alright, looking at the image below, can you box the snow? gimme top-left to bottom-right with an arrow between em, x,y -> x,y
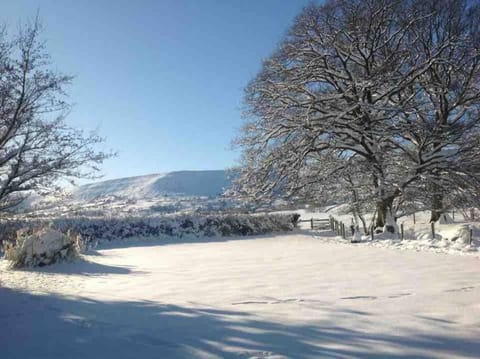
4,228 -> 79,268
17,170 -> 234,218
72,170 -> 232,201
1,232 -> 479,358
279,207 -> 480,255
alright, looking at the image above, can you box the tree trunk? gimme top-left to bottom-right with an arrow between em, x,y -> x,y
373,173 -> 400,233
375,199 -> 387,228
429,113 -> 447,222
429,182 -> 443,223
375,192 -> 400,233
359,214 -> 367,235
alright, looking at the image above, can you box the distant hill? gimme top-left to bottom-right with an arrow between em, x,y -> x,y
71,170 -> 232,201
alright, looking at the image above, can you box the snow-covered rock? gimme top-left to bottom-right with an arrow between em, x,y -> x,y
5,228 -> 79,268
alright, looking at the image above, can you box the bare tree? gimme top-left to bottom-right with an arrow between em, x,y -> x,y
0,20 -> 112,210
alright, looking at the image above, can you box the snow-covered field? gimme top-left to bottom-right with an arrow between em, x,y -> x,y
1,231 -> 479,358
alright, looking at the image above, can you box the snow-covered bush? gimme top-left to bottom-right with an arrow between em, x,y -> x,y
0,213 -> 298,250
4,228 -> 80,268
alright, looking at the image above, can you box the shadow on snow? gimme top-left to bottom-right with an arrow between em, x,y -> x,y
0,286 -> 478,359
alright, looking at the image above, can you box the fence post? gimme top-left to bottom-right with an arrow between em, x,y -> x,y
401,223 -> 404,240
330,217 -> 334,231
311,218 -> 314,230
452,209 -> 455,221
342,223 -> 346,239
370,225 -> 374,241
413,212 -> 416,224
431,222 -> 435,239
470,227 -> 473,245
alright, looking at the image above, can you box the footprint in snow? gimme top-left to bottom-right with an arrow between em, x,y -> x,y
232,300 -> 270,305
388,293 -> 412,299
270,298 -> 298,304
232,298 -> 301,305
444,286 -> 475,293
340,296 -> 378,300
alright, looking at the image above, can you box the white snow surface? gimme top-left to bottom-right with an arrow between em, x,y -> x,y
1,232 -> 479,358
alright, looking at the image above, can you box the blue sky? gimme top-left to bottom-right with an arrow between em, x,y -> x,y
1,0 -> 312,181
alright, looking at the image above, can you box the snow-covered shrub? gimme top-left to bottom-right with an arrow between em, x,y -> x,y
4,228 -> 80,268
0,213 -> 298,250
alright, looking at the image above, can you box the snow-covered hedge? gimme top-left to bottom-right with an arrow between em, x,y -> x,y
0,213 -> 299,250
4,228 -> 80,268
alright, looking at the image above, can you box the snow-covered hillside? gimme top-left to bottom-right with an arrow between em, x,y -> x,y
18,170 -> 235,217
72,170 -> 232,201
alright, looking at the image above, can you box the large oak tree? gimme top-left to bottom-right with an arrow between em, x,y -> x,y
232,0 -> 480,231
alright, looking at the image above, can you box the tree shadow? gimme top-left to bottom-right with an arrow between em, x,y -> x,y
1,286 -> 478,359
15,259 -> 140,276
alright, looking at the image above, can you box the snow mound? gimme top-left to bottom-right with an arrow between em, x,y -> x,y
5,228 -> 79,268
412,224 -> 471,243
436,224 -> 471,243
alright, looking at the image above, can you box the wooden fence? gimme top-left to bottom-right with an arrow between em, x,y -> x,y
297,218 -> 331,230
298,217 -> 353,240
299,212 -> 474,244
329,217 -> 352,240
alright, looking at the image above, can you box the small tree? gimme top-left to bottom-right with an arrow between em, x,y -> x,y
0,20 -> 112,210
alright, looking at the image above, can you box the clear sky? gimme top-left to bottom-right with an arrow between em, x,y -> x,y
1,0 -> 312,181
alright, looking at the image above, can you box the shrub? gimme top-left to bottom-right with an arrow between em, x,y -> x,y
0,212 -> 299,250
5,228 -> 80,268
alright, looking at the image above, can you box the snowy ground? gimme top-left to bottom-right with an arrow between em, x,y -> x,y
291,208 -> 480,256
1,231 -> 479,358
